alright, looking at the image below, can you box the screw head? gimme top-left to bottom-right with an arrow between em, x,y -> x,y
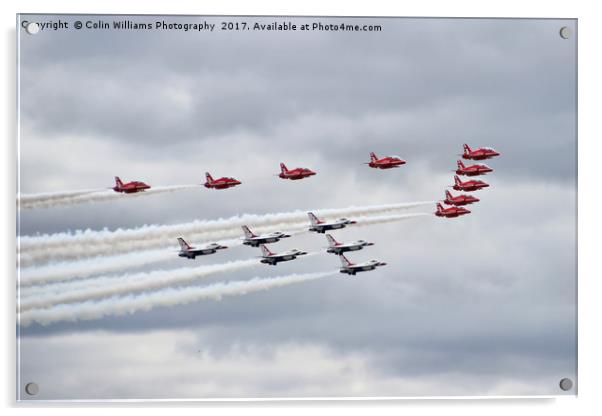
25,382 -> 39,395
559,378 -> 573,391
25,22 -> 40,35
559,26 -> 571,39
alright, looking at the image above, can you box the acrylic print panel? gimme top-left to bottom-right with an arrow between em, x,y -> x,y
16,15 -> 577,400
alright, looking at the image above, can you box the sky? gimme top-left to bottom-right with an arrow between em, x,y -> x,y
17,15 -> 577,400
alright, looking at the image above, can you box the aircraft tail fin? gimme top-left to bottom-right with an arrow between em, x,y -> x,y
242,225 -> 256,238
205,172 -> 213,183
259,244 -> 273,257
436,203 -> 444,212
370,152 -> 378,162
114,176 -> 123,189
445,190 -> 453,200
454,175 -> 461,185
280,163 -> 288,174
457,160 -> 465,169
177,237 -> 191,251
339,254 -> 353,267
463,143 -> 472,154
307,212 -> 320,225
325,234 -> 339,247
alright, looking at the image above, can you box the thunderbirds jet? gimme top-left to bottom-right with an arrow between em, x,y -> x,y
461,143 -> 500,160
259,244 -> 307,265
455,160 -> 493,176
435,203 -> 471,218
325,234 -> 374,255
452,175 -> 489,192
338,254 -> 386,275
203,172 -> 241,190
278,163 -> 316,180
241,225 -> 290,247
112,176 -> 151,193
308,212 -> 356,233
177,237 -> 228,259
366,152 -> 406,169
443,190 -> 479,206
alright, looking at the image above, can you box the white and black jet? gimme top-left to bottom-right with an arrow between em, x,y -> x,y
177,237 -> 228,259
325,234 -> 374,255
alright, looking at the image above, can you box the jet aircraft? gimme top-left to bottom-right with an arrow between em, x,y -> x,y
177,237 -> 228,259
112,176 -> 151,193
455,160 -> 493,176
204,172 -> 242,190
241,225 -> 291,247
308,212 -> 356,233
435,203 -> 471,218
338,254 -> 386,275
461,143 -> 500,160
452,175 -> 489,192
366,152 -> 406,169
443,190 -> 480,206
258,244 -> 307,265
325,234 -> 374,255
278,163 -> 316,180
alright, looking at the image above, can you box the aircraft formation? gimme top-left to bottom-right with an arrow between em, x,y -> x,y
110,152 -> 407,194
117,146 -> 500,277
436,143 -> 501,218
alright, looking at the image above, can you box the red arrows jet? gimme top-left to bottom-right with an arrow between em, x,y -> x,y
435,203 -> 471,218
204,172 -> 241,190
366,152 -> 406,169
455,160 -> 493,176
278,163 -> 316,180
461,143 -> 500,160
112,176 -> 151,193
443,190 -> 479,206
452,175 -> 489,192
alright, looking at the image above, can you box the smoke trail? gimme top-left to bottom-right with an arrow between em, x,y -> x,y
19,184 -> 198,210
19,238 -> 242,287
19,270 -> 336,326
353,212 -> 432,227
20,252 -> 321,305
19,257 -> 266,311
19,201 -> 432,265
18,188 -> 105,205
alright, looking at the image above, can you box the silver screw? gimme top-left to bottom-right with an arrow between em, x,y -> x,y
559,378 -> 573,391
25,382 -> 39,395
25,22 -> 40,35
559,26 -> 571,39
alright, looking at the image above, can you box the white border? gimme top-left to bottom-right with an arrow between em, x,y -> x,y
3,0 -> 600,414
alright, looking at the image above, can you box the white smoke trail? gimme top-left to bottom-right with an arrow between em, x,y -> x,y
353,212 -> 432,227
18,184 -> 198,210
19,270 -> 336,326
18,201 -> 432,265
18,238 -> 242,287
18,188 -> 105,206
20,252 -> 321,305
19,258 -> 265,311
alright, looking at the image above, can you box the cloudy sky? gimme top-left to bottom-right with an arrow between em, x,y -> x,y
17,15 -> 576,400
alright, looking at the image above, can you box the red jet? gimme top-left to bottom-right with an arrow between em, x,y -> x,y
203,172 -> 241,190
278,163 -> 316,180
455,160 -> 493,176
435,203 -> 471,218
366,152 -> 406,169
461,143 -> 500,160
112,176 -> 151,194
443,190 -> 479,206
452,175 -> 489,192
